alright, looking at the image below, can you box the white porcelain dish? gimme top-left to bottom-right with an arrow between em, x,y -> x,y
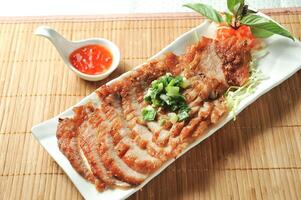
34,26 -> 121,81
32,19 -> 301,200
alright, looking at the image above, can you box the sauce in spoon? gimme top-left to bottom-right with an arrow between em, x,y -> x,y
69,44 -> 113,75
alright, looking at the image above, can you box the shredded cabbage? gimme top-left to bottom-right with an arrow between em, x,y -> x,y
225,48 -> 268,120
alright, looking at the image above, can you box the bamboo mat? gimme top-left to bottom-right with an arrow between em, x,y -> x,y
0,8 -> 301,200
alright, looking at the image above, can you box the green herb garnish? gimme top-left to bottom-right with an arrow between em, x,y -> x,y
178,105 -> 190,121
142,105 -> 157,121
142,73 -> 190,122
184,3 -> 223,23
168,112 -> 179,124
240,14 -> 294,40
184,0 -> 294,40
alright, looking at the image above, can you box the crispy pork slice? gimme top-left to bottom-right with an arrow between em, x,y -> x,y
179,102 -> 213,140
99,132 -> 148,185
134,81 -> 216,158
150,38 -> 231,148
95,95 -> 148,184
106,83 -> 171,162
124,75 -> 224,158
168,97 -> 227,156
127,79 -> 218,160
182,37 -> 251,86
73,102 -> 148,185
151,75 -> 225,149
78,108 -> 130,188
195,42 -> 227,84
215,36 -> 252,86
56,105 -> 105,190
181,97 -> 226,141
134,84 -> 172,147
151,79 -> 227,156
154,37 -> 247,151
99,93 -> 162,174
120,83 -> 176,161
210,97 -> 228,124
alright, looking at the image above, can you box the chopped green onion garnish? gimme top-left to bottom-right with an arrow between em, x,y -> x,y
180,78 -> 190,89
142,73 -> 191,122
142,105 -> 157,121
178,106 -> 190,121
168,112 -> 178,124
166,85 -> 180,96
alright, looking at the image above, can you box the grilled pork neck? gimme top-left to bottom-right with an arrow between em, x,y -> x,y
57,37 -> 251,190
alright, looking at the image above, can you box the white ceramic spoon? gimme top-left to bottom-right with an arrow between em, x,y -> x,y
34,26 -> 121,81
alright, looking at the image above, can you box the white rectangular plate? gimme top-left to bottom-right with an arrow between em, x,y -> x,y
32,19 -> 301,200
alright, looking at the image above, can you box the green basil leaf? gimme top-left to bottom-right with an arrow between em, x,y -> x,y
233,2 -> 243,16
142,106 -> 157,121
224,12 -> 233,26
241,14 -> 294,40
227,0 -> 244,13
250,27 -> 274,38
183,3 -> 223,23
240,14 -> 269,24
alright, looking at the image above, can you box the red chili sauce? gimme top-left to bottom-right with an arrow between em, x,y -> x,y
69,45 -> 113,75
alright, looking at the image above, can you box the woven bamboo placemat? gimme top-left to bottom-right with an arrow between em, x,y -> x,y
0,8 -> 300,200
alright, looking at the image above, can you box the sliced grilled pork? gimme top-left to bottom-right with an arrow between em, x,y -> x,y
182,37 -> 251,86
152,75 -> 225,149
215,36 -> 252,86
99,93 -> 162,174
78,108 -> 130,188
114,82 -> 174,161
56,105 -> 105,190
99,132 -> 148,185
169,97 -> 227,157
97,94 -> 148,184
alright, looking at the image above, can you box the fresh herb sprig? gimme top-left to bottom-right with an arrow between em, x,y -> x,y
184,0 -> 294,40
142,73 -> 190,122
